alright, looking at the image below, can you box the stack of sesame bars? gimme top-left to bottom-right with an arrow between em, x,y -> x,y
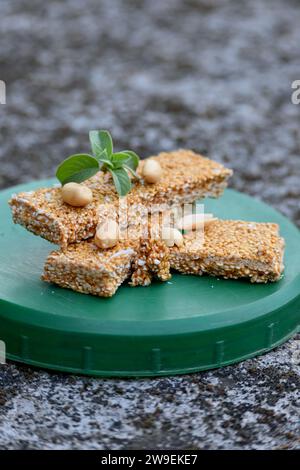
9,150 -> 285,297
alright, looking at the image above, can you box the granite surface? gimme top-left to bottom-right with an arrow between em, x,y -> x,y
0,0 -> 299,450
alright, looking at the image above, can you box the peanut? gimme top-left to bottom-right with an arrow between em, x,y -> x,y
142,159 -> 163,184
61,182 -> 93,207
177,213 -> 217,231
161,226 -> 184,247
94,220 -> 119,249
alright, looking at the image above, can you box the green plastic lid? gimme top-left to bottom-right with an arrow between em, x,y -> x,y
0,180 -> 299,377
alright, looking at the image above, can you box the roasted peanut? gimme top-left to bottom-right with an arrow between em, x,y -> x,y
161,226 -> 184,247
142,159 -> 163,184
94,220 -> 119,249
177,213 -> 217,231
61,182 -> 93,207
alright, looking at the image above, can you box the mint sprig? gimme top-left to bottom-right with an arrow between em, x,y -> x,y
56,130 -> 140,196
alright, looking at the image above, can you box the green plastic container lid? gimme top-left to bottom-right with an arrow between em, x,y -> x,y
0,180 -> 299,377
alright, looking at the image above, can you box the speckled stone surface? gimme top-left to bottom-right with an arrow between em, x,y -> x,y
0,0 -> 299,450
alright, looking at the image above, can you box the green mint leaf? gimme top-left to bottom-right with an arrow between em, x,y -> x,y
56,131 -> 139,195
123,164 -> 139,179
97,156 -> 114,170
111,152 -> 134,168
121,150 -> 139,170
89,130 -> 113,158
56,154 -> 99,185
89,133 -> 105,158
108,168 -> 132,196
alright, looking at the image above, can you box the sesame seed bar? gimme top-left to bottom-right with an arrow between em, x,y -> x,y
42,220 -> 284,297
170,220 -> 285,283
42,237 -> 171,297
9,150 -> 232,247
42,241 -> 134,297
129,237 -> 171,287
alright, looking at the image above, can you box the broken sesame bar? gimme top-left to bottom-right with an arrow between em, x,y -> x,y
9,150 -> 232,247
42,237 -> 171,297
42,219 -> 284,297
42,241 -> 135,297
129,237 -> 171,287
169,220 -> 285,283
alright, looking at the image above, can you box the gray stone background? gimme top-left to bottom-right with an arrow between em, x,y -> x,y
0,0 -> 299,450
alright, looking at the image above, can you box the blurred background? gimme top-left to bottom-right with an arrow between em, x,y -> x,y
0,0 -> 300,451
0,0 -> 299,227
